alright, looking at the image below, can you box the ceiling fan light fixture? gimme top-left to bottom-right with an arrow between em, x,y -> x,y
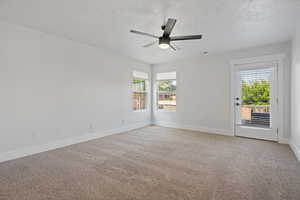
159,43 -> 170,49
159,37 -> 170,49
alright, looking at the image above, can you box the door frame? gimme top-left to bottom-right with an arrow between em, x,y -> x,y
230,54 -> 286,143
234,63 -> 278,141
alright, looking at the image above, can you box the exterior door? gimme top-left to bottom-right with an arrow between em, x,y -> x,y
234,62 -> 278,141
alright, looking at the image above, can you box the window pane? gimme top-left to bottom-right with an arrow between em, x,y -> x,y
240,68 -> 273,128
158,93 -> 176,110
156,72 -> 176,111
133,79 -> 146,92
133,92 -> 147,110
158,80 -> 176,92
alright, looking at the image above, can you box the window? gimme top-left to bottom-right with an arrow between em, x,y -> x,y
156,72 -> 176,111
132,71 -> 149,111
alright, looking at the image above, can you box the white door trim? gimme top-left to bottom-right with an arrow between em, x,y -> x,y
230,54 -> 285,143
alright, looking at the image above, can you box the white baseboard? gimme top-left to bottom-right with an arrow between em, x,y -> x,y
278,138 -> 290,144
289,139 -> 300,161
154,121 -> 234,136
0,122 -> 150,163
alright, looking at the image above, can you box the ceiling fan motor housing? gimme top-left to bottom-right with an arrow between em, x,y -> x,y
159,36 -> 170,45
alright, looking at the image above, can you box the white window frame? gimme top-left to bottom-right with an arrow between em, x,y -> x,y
132,71 -> 149,112
156,72 -> 177,112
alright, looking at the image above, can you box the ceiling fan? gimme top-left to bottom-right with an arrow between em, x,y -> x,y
130,18 -> 202,51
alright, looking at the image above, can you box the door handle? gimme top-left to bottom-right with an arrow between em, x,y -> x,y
236,103 -> 240,106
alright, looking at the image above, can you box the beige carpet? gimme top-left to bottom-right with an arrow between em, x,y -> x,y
0,126 -> 299,200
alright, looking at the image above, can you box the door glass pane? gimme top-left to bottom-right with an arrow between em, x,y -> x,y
239,68 -> 273,129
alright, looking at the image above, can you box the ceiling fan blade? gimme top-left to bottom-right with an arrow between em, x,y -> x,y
169,44 -> 177,51
130,30 -> 159,39
171,43 -> 180,50
142,41 -> 157,48
171,35 -> 202,41
163,18 -> 177,36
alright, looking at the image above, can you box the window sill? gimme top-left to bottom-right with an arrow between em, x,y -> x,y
133,109 -> 148,113
156,109 -> 176,113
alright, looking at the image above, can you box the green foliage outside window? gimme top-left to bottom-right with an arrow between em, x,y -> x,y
158,80 -> 176,91
133,79 -> 146,92
241,80 -> 270,105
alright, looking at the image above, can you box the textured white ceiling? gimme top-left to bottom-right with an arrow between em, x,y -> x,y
0,0 -> 299,64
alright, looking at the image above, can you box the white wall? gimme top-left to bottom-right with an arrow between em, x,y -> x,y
0,21 -> 151,161
0,20 -> 294,162
153,42 -> 291,141
291,24 -> 300,160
